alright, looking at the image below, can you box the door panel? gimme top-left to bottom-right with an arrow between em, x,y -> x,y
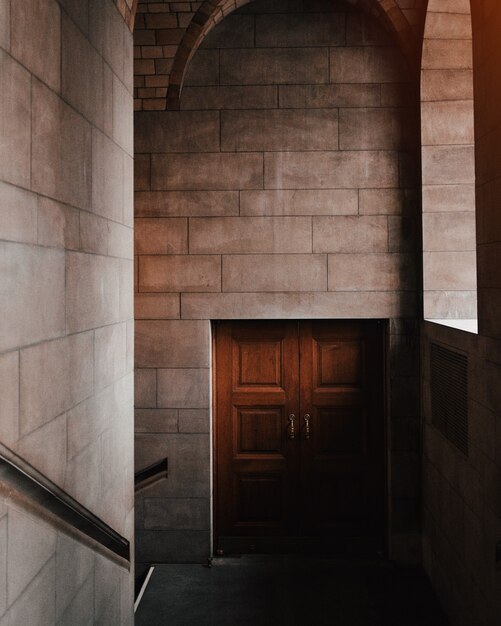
315,407 -> 366,455
237,475 -> 283,523
299,321 -> 385,539
215,320 -> 385,552
237,408 -> 283,454
215,321 -> 299,537
315,340 -> 363,386
235,340 -> 282,387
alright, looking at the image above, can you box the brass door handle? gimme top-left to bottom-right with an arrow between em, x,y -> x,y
287,414 -> 295,440
304,414 -> 311,440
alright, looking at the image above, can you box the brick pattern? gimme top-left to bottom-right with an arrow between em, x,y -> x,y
134,0 -> 425,111
134,0 -> 202,109
0,0 -> 134,623
134,1 -> 422,565
421,0 -> 477,322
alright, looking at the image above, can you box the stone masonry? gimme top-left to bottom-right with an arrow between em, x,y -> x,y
134,0 -> 422,569
0,0 -> 135,622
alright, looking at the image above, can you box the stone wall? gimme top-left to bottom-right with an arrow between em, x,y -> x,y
133,0 -> 427,111
134,0 -> 422,568
475,0 -> 501,340
421,0 -> 477,323
421,1 -> 501,625
0,494 -> 131,624
421,322 -> 501,626
0,0 -> 134,622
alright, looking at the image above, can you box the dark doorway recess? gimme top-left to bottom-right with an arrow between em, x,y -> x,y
214,320 -> 387,556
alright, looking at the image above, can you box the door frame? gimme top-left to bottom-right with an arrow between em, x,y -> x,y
211,319 -> 389,556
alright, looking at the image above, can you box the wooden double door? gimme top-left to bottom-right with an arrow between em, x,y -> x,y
214,320 -> 386,554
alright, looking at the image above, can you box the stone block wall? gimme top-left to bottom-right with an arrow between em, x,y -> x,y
420,1 -> 501,625
0,494 -> 131,624
0,0 -> 134,622
422,322 -> 501,626
133,0 -> 428,111
421,0 -> 477,323
134,0 -> 422,568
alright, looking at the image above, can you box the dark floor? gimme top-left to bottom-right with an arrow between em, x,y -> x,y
135,556 -> 450,625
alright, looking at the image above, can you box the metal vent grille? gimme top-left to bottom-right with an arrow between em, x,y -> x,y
430,343 -> 468,455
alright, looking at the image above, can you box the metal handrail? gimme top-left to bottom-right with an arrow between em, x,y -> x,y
0,449 -> 130,565
134,458 -> 168,493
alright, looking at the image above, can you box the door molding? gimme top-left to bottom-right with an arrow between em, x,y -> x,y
212,319 -> 388,556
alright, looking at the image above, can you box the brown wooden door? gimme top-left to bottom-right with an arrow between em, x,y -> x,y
215,321 -> 300,540
214,320 -> 385,554
299,321 -> 385,541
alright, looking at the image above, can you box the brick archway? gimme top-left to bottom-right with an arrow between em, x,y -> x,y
164,0 -> 418,109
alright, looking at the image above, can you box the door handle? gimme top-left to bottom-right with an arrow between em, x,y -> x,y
287,414 -> 296,440
303,414 -> 311,440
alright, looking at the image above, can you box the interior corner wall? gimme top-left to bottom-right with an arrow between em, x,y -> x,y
474,0 -> 501,340
420,2 -> 501,625
421,320 -> 501,626
134,0 -> 422,567
0,0 -> 134,623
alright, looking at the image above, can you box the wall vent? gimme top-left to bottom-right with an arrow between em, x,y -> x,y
430,343 -> 468,455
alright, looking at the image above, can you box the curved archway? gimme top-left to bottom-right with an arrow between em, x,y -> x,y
166,0 -> 418,109
421,0 -> 477,331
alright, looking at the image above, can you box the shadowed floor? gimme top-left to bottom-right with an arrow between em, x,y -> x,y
135,556 -> 450,625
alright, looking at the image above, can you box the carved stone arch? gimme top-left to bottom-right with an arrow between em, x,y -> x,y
166,0 -> 418,109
